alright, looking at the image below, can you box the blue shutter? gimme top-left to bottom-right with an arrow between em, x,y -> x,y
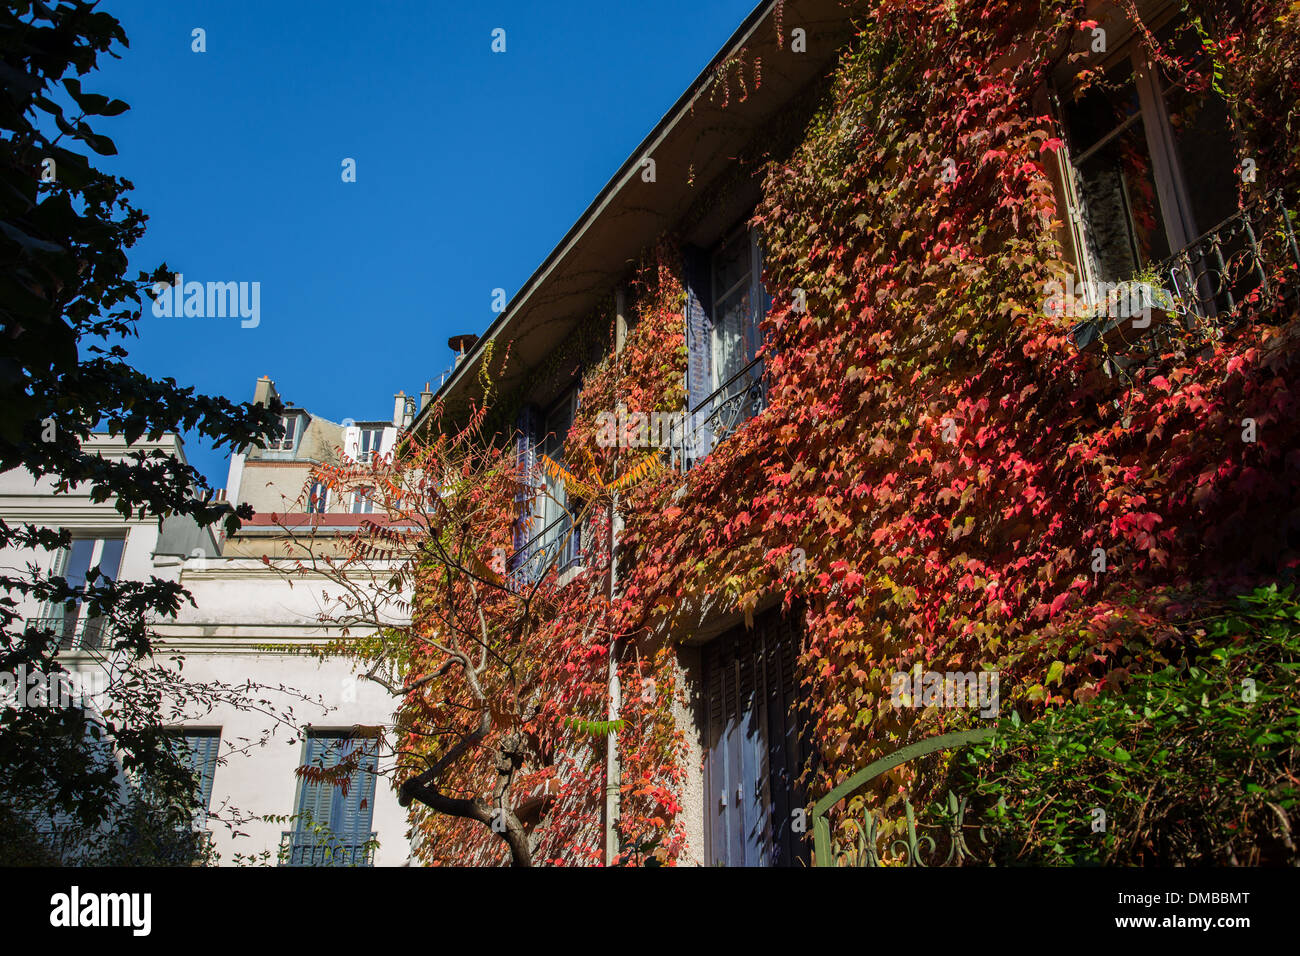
684,246 -> 713,461
704,610 -> 810,866
296,735 -> 333,832
182,731 -> 220,824
332,737 -> 378,848
512,404 -> 540,578
295,733 -> 378,865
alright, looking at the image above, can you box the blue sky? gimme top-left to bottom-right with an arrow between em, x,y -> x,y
93,0 -> 760,487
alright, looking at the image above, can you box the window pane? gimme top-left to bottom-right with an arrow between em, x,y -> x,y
712,232 -> 751,301
712,287 -> 752,388
1161,77 -> 1238,240
1075,118 -> 1171,281
62,538 -> 96,588
96,537 -> 125,581
1065,58 -> 1141,156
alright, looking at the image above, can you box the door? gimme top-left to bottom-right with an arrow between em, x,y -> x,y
703,607 -> 809,866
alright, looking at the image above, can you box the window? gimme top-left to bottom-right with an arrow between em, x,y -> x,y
167,729 -> 220,828
283,732 -> 378,867
357,427 -> 384,460
47,533 -> 127,651
538,389 -> 579,573
710,225 -> 769,392
1057,17 -> 1240,296
680,222 -> 772,468
307,481 -> 330,514
275,414 -> 302,452
350,487 -> 375,514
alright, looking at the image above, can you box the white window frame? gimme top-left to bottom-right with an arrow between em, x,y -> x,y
48,532 -> 128,651
1053,11 -> 1224,306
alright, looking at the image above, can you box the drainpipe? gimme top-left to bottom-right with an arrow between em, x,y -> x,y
604,285 -> 628,864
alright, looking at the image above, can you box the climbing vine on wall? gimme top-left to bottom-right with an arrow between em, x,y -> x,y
615,0 -> 1300,820
401,0 -> 1300,863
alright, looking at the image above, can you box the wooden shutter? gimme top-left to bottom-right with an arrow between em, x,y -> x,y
332,736 -> 378,845
183,731 -> 220,823
703,607 -> 809,866
684,246 -> 713,459
296,734 -> 334,830
512,404 -> 540,576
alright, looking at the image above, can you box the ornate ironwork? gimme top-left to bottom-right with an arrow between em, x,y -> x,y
1158,190 -> 1300,326
1072,191 -> 1300,352
508,511 -> 581,587
810,728 -> 997,867
667,356 -> 767,473
279,830 -> 376,867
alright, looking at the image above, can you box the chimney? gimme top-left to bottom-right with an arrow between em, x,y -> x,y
253,375 -> 279,407
393,390 -> 412,428
420,381 -> 433,411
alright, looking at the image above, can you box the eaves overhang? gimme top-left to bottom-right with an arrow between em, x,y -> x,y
412,0 -> 861,437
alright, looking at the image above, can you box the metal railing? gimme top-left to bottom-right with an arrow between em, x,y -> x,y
33,825 -> 212,865
666,356 -> 767,473
509,511 -> 580,586
504,358 -> 767,578
26,612 -> 111,652
279,830 -> 376,867
1158,190 -> 1300,325
1073,191 -> 1300,353
811,729 -> 996,867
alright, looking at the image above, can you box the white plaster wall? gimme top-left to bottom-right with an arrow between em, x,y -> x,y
132,648 -> 409,867
2,435 -> 415,867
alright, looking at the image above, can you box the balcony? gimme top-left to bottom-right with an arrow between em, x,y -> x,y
1161,190 -> 1300,325
666,356 -> 767,472
27,611 -> 111,652
279,830 -> 376,867
33,825 -> 212,865
508,511 -> 580,586
1072,191 -> 1300,352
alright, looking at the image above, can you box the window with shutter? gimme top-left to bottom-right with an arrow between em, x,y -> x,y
287,731 -> 378,866
683,245 -> 714,461
510,403 -> 540,581
171,729 -> 220,827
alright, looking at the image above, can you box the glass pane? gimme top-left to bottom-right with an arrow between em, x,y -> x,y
1065,57 -> 1140,155
62,538 -> 95,588
1162,74 -> 1238,239
96,537 -> 125,581
712,232 -> 750,301
1075,118 -> 1171,281
712,287 -> 752,389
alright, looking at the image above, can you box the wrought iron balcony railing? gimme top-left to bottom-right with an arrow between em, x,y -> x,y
1159,190 -> 1300,326
33,825 -> 212,865
1071,191 -> 1300,352
26,612 -> 111,652
509,511 -> 580,586
666,356 -> 767,473
279,830 -> 376,867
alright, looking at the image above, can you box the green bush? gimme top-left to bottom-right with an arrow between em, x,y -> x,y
946,585 -> 1300,865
